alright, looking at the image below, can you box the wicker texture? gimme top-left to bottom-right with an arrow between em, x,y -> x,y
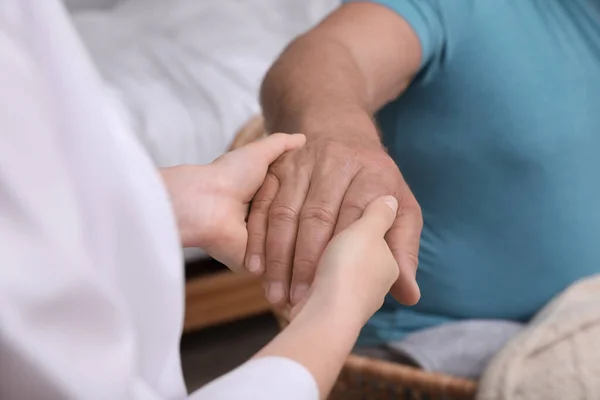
232,116 -> 478,400
330,355 -> 476,400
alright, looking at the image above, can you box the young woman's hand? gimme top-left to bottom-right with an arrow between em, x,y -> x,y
291,196 -> 400,327
160,134 -> 305,270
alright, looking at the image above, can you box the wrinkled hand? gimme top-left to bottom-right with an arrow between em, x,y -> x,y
245,135 -> 422,307
161,133 -> 305,270
290,196 -> 401,325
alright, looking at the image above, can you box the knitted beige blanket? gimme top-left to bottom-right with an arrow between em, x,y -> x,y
477,274 -> 600,400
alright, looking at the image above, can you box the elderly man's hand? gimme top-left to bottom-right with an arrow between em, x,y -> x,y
244,133 -> 422,308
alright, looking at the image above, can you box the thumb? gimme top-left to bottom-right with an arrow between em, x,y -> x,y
232,133 -> 306,167
356,196 -> 399,236
387,201 -> 422,306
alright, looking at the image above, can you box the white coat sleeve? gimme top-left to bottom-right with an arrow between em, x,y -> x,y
190,357 -> 319,400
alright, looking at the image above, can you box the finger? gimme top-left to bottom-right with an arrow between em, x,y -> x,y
290,161 -> 356,305
245,173 -> 279,276
334,173 -> 388,236
387,200 -> 423,306
354,196 -> 398,235
232,133 -> 306,169
265,170 -> 310,306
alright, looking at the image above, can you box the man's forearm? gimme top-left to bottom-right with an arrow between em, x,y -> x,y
261,2 -> 421,143
261,33 -> 380,143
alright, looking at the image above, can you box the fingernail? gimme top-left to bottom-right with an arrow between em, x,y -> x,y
266,282 -> 285,304
291,283 -> 309,305
382,196 -> 398,214
247,255 -> 262,274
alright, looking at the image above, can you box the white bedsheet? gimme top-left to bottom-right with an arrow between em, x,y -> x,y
69,0 -> 338,167
67,0 -> 339,260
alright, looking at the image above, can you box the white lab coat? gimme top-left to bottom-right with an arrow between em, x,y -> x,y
0,2 -> 317,399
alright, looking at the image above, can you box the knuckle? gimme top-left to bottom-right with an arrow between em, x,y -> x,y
265,259 -> 291,280
266,258 -> 289,271
299,204 -> 337,227
269,203 -> 300,224
251,196 -> 273,213
292,258 -> 317,281
342,201 -> 366,217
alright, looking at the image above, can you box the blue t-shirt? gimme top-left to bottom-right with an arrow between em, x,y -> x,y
349,0 -> 600,345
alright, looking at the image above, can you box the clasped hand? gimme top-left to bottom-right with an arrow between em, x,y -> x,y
161,133 -> 402,325
244,134 -> 422,308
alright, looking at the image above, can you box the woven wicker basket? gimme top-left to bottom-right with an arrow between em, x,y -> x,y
329,354 -> 476,399
232,116 -> 478,400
